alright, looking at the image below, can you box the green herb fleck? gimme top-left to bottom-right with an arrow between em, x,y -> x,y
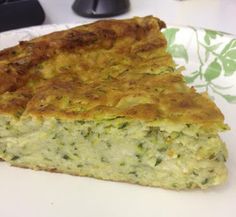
187,182 -> 194,189
104,124 -> 112,129
138,143 -> 144,150
15,111 -> 22,118
101,157 -> 109,163
172,183 -> 177,188
158,147 -> 167,152
56,119 -> 62,124
223,155 -> 227,162
63,154 -> 70,160
106,142 -> 112,148
222,126 -> 228,130
11,156 -> 19,161
135,154 -> 142,162
120,162 -> 125,166
76,120 -> 85,125
6,125 -> 11,130
118,122 -> 129,129
52,134 -> 57,139
77,164 -> 83,168
209,154 -> 215,160
129,171 -> 138,177
155,157 -> 162,166
82,127 -> 92,138
201,178 -> 209,185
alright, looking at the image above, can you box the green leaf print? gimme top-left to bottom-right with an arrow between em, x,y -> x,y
221,58 -> 236,76
220,39 -> 236,55
204,34 -> 211,45
224,49 -> 236,59
221,94 -> 236,103
184,74 -> 198,83
163,28 -> 179,46
208,43 -> 222,51
204,60 -> 221,81
165,26 -> 236,104
205,50 -> 210,62
168,44 -> 189,62
205,30 -> 218,39
204,30 -> 222,45
219,41 -> 236,75
202,43 -> 221,62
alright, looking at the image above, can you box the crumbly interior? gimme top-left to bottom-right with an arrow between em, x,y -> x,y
0,116 -> 227,190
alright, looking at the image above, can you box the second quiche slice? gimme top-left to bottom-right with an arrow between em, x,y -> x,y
0,16 -> 228,190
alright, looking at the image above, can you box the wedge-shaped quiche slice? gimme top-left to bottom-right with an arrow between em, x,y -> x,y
0,16 -> 228,190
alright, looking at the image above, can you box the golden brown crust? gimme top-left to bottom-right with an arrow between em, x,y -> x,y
24,72 -> 224,126
0,16 -> 169,94
0,16 -> 224,128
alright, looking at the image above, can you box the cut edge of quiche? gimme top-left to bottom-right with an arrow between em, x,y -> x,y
0,16 -> 229,190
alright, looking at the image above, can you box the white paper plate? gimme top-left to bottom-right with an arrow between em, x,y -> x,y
0,24 -> 236,217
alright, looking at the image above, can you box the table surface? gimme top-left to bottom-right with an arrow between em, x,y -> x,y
1,1 -> 236,217
39,0 -> 236,35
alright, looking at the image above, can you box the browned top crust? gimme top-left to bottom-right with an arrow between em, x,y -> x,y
0,16 -> 225,128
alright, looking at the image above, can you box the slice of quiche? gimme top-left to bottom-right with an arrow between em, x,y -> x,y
0,16 -> 228,190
